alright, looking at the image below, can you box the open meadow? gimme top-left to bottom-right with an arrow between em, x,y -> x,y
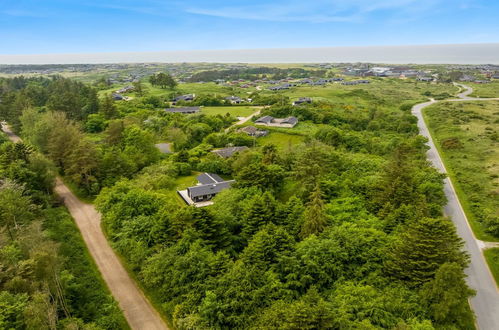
424,101 -> 499,242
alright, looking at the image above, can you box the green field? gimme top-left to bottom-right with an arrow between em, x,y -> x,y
469,81 -> 499,98
424,101 -> 499,242
202,106 -> 258,117
258,131 -> 306,149
261,79 -> 459,109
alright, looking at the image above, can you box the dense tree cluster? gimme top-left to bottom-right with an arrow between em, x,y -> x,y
149,72 -> 177,89
1,75 -> 476,329
0,76 -> 98,127
0,135 -> 126,329
96,138 -> 473,329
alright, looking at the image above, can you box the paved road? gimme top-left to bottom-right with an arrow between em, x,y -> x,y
1,123 -> 169,330
412,89 -> 499,330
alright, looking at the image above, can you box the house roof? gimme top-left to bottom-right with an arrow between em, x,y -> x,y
282,116 -> 298,125
154,143 -> 171,154
225,96 -> 242,101
212,146 -> 249,158
294,97 -> 312,104
240,126 -> 258,134
255,115 -> 273,124
197,173 -> 225,185
173,94 -> 194,102
112,93 -> 123,100
164,107 -> 200,113
188,180 -> 235,198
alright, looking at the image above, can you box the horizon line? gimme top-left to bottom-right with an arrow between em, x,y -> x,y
1,43 -> 499,65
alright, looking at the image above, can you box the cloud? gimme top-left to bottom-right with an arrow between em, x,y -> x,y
185,0 -> 443,23
1,9 -> 47,18
186,7 -> 361,23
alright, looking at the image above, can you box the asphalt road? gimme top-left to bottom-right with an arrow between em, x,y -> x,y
412,87 -> 499,330
1,123 -> 169,330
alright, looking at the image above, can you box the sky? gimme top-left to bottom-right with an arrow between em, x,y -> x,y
1,0 -> 499,56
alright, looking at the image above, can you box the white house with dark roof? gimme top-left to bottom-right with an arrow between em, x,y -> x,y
172,94 -> 195,105
211,146 -> 249,159
225,96 -> 243,104
238,125 -> 268,137
292,97 -> 312,106
255,115 -> 298,128
112,93 -> 124,100
164,106 -> 200,114
178,173 -> 234,206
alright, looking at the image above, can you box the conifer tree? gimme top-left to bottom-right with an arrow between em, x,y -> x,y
385,217 -> 468,285
420,262 -> 475,328
300,185 -> 328,239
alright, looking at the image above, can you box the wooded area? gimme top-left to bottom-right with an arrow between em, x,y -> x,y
0,73 -> 476,329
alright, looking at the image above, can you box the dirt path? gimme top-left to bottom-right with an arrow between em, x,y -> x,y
1,123 -> 168,330
225,108 -> 261,132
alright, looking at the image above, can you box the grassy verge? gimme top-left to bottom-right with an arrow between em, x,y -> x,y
44,207 -> 130,329
61,176 -> 96,204
422,102 -> 499,242
484,248 -> 499,286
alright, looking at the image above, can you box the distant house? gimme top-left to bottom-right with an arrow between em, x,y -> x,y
268,85 -> 290,91
154,143 -> 172,154
238,125 -> 268,137
212,146 -> 249,159
255,115 -> 298,128
459,75 -> 475,82
492,73 -> 499,79
292,97 -> 312,106
164,106 -> 200,114
178,173 -> 235,206
172,94 -> 195,104
298,78 -> 314,84
116,85 -> 134,93
225,96 -> 243,104
341,80 -> 370,86
313,79 -> 327,86
112,93 -> 124,101
418,77 -> 434,82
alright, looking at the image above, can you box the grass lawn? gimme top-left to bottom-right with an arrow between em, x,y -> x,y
258,131 -> 306,150
423,101 -> 499,242
202,106 -> 258,117
484,248 -> 499,285
469,81 -> 499,98
162,172 -> 200,206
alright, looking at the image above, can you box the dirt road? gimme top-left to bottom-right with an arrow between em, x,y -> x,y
1,123 -> 168,330
225,108 -> 261,132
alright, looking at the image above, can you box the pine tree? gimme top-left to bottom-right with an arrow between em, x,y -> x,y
242,192 -> 277,241
420,262 -> 475,328
385,217 -> 468,286
100,94 -> 118,119
300,185 -> 328,239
